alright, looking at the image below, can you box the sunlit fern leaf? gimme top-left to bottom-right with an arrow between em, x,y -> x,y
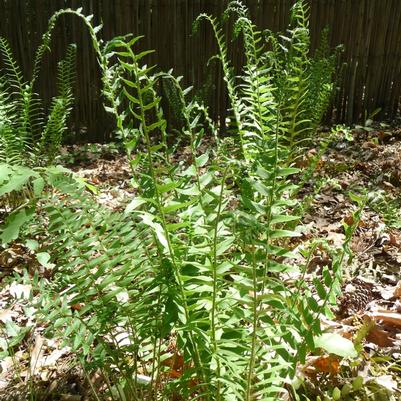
306,27 -> 341,127
227,2 -> 279,162
0,39 -> 34,164
38,43 -> 76,164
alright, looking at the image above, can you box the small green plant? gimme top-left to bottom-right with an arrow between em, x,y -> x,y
0,25 -> 77,244
368,190 -> 401,229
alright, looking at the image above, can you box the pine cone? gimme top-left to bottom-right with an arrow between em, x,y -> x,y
337,278 -> 378,318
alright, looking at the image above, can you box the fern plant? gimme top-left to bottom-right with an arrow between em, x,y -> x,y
2,3 -> 353,401
196,0 -> 340,163
0,29 -> 76,241
269,7 -> 341,155
0,35 -> 76,166
0,31 -> 77,238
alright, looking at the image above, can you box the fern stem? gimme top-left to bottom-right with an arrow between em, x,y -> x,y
211,164 -> 230,399
246,245 -> 259,401
82,368 -> 103,401
246,104 -> 282,399
260,106 -> 281,299
160,73 -> 205,207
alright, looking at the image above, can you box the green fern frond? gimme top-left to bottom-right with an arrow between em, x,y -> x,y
306,28 -> 341,125
30,13 -> 59,86
0,37 -> 26,94
195,13 -> 248,161
57,43 -> 77,99
38,43 -> 76,163
227,1 -> 279,162
157,71 -> 217,158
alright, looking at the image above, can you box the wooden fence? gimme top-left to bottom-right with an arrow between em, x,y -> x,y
1,0 -> 401,142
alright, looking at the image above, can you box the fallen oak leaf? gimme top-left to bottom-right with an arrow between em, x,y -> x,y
343,214 -> 354,227
343,215 -> 367,229
161,352 -> 186,379
161,353 -> 184,372
168,369 -> 182,379
358,315 -> 395,347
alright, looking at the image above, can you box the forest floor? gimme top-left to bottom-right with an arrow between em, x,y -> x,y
0,124 -> 401,400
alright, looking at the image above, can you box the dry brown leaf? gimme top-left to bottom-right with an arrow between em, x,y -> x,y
161,352 -> 185,378
366,327 -> 395,347
393,281 -> 401,299
70,303 -> 83,312
0,309 -> 18,323
343,214 -> 354,226
312,355 -> 340,375
369,311 -> 401,327
326,232 -> 346,248
388,233 -> 400,246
